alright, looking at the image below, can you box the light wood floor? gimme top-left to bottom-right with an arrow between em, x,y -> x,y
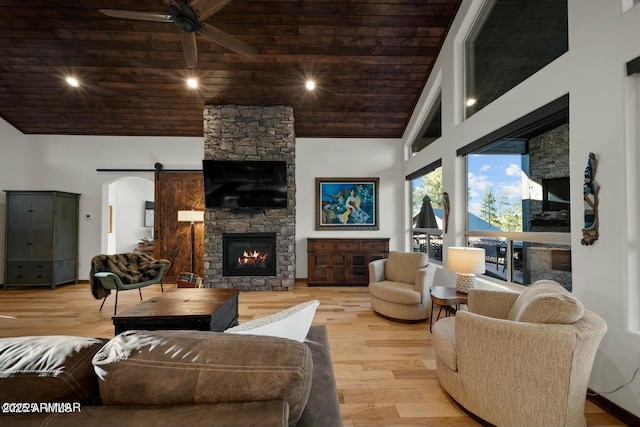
0,283 -> 625,427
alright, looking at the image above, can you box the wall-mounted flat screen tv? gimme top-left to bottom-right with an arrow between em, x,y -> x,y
542,176 -> 570,211
203,160 -> 288,209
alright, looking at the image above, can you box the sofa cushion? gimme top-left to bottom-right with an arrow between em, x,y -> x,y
225,299 -> 319,342
2,401 -> 290,427
507,280 -> 584,324
298,326 -> 342,427
92,330 -> 313,427
0,400 -> 289,427
0,336 -> 106,404
384,251 -> 429,285
369,281 -> 422,304
431,317 -> 457,371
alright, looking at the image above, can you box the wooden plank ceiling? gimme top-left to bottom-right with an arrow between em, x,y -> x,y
0,0 -> 461,138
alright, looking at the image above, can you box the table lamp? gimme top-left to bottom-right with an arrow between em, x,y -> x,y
178,210 -> 205,274
447,247 -> 485,293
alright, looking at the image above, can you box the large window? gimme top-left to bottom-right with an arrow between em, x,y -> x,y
411,91 -> 442,155
465,0 -> 568,118
409,161 -> 443,262
461,96 -> 572,289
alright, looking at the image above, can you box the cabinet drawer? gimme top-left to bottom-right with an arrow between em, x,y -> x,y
6,262 -> 53,284
308,240 -> 336,251
362,241 -> 388,252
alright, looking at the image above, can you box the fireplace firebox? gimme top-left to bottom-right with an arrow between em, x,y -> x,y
222,233 -> 277,276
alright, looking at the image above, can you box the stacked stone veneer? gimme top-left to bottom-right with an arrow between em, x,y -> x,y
203,105 -> 295,291
525,123 -> 572,289
528,124 -> 570,217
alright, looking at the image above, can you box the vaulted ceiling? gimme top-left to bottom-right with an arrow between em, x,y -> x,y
0,0 -> 461,138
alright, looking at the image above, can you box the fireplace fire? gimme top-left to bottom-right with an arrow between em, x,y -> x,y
237,249 -> 269,267
223,233 -> 276,276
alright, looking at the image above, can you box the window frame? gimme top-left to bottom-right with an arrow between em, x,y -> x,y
408,160 -> 443,263
461,95 -> 572,287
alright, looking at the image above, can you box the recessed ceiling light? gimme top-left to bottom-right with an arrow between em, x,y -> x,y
65,76 -> 79,87
186,78 -> 198,89
466,98 -> 477,107
305,80 -> 316,91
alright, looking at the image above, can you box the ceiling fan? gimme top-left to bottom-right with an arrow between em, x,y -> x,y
100,0 -> 258,68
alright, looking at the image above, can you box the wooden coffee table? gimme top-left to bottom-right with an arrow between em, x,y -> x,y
112,288 -> 239,335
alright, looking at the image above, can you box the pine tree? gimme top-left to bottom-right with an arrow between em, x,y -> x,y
500,203 -> 523,232
480,186 -> 498,226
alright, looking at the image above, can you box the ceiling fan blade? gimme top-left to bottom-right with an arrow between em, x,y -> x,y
199,23 -> 258,58
181,32 -> 198,69
190,0 -> 234,21
100,9 -> 172,23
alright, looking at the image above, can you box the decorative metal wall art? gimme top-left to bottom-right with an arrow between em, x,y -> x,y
581,152 -> 599,245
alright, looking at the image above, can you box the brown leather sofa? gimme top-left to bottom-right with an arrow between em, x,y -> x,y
0,326 -> 341,427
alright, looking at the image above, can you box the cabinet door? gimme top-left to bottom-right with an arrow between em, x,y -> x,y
54,194 -> 79,258
6,229 -> 53,260
329,255 -> 347,282
30,195 -> 54,228
30,229 -> 54,260
349,254 -> 368,283
6,193 -> 54,229
7,194 -> 31,228
309,254 -> 329,282
6,229 -> 31,260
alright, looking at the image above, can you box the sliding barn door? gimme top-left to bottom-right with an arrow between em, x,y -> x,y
154,172 -> 204,282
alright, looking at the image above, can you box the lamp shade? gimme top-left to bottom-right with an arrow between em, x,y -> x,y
447,247 -> 485,274
177,210 -> 204,223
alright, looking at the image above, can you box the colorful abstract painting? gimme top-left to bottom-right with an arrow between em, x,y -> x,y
315,178 -> 379,230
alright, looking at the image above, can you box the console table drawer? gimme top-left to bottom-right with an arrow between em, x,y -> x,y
362,241 -> 388,251
336,241 -> 360,251
308,240 -> 336,251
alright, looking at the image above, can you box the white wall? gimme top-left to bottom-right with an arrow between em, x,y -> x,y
19,134 -> 204,277
110,177 -> 154,253
402,0 -> 640,416
0,126 -> 405,282
1,0 -> 637,413
0,120 -> 28,284
295,138 -> 405,277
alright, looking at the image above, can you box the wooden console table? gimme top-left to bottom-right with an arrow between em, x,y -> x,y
307,238 -> 389,286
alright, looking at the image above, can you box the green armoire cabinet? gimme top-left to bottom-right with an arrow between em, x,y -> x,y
3,191 -> 80,290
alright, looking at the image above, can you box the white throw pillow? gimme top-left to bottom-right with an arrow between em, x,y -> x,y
225,300 -> 320,342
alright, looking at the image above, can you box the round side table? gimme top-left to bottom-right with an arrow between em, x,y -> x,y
429,286 -> 469,332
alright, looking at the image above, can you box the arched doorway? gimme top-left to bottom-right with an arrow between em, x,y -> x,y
104,176 -> 154,254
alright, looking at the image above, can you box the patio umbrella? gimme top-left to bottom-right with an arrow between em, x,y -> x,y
415,195 -> 438,229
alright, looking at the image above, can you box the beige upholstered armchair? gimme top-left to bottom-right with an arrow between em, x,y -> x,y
368,251 -> 436,321
432,280 -> 607,427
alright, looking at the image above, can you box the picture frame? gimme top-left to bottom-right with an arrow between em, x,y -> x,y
144,201 -> 154,227
315,177 -> 379,230
108,205 -> 113,234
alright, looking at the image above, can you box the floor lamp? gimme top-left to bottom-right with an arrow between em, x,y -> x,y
177,210 -> 204,274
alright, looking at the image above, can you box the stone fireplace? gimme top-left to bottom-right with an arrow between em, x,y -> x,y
203,105 -> 295,291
